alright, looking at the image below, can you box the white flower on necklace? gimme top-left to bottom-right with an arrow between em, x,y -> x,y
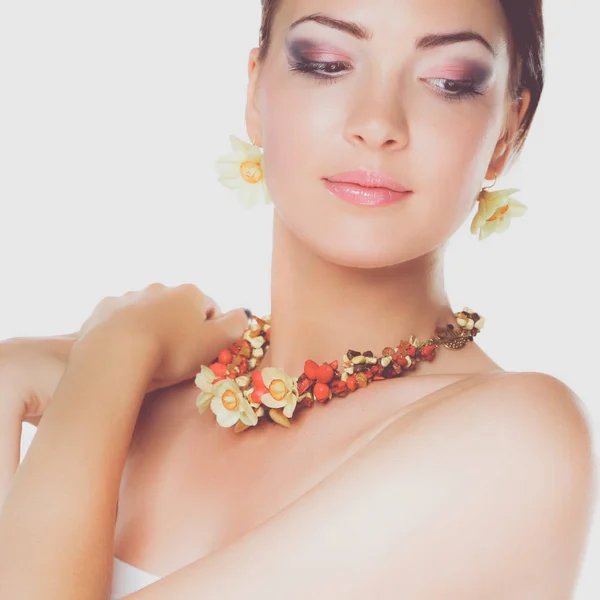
195,365 -> 218,415
258,368 -> 300,419
215,135 -> 272,208
471,188 -> 527,241
196,365 -> 259,428
210,378 -> 259,428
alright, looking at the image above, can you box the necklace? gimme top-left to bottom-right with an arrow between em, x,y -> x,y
194,307 -> 485,433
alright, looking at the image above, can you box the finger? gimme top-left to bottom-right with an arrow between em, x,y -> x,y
205,296 -> 223,319
199,308 -> 252,364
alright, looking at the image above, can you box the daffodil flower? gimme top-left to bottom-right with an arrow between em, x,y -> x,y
215,135 -> 272,208
210,378 -> 259,428
471,188 -> 527,241
259,367 -> 300,419
195,365 -> 218,415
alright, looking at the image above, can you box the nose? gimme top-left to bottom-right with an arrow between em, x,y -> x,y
344,85 -> 409,152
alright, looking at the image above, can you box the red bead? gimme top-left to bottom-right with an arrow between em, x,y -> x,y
210,362 -> 227,377
218,349 -> 233,365
420,345 -> 436,362
250,388 -> 265,404
394,355 -> 409,367
304,359 -> 319,380
346,375 -> 358,392
330,380 -> 347,394
313,382 -> 331,402
316,363 -> 334,384
251,369 -> 266,389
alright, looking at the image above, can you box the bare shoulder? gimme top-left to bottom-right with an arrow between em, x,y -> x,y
458,370 -> 595,464
365,369 -> 596,597
470,370 -> 591,425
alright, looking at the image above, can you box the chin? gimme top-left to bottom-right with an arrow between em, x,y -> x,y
297,228 -> 437,270
272,180 -> 455,268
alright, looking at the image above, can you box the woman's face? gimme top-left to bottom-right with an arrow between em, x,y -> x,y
247,0 -> 525,268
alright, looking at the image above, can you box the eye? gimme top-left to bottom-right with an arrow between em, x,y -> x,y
287,57 -> 352,81
423,77 -> 485,101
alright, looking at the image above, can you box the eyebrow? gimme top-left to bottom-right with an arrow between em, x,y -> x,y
288,13 -> 497,57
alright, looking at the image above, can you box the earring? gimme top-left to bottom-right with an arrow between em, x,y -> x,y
215,135 -> 272,208
470,170 -> 527,241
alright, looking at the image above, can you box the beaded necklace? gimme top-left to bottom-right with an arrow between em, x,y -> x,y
194,307 -> 485,433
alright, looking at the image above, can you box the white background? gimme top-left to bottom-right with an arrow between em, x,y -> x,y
1,1 -> 598,597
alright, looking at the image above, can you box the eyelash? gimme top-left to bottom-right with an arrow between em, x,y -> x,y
287,58 -> 485,102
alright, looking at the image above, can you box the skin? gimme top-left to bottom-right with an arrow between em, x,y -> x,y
0,0 -> 595,598
251,0 -> 529,378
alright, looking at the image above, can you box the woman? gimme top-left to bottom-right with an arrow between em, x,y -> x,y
0,0 -> 595,598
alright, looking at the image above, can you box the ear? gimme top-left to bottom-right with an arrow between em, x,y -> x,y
486,88 -> 532,179
245,48 -> 264,147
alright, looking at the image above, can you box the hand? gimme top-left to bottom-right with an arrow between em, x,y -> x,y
0,335 -> 76,426
76,283 -> 250,392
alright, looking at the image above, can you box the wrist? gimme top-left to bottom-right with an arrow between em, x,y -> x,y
71,326 -> 161,384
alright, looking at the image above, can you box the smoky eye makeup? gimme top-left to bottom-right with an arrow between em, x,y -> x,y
418,57 -> 496,98
286,37 -> 350,62
441,62 -> 493,85
419,51 -> 494,78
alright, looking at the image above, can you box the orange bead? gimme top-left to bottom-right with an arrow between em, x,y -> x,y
316,363 -> 334,384
304,359 -> 319,380
251,370 -> 266,389
346,375 -> 358,392
250,389 -> 265,404
218,349 -> 233,365
330,380 -> 347,394
313,382 -> 331,403
210,362 -> 227,377
420,345 -> 436,362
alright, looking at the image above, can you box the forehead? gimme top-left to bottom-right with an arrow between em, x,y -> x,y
277,0 -> 510,45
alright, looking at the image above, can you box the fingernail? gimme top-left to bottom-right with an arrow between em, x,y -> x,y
244,308 -> 253,320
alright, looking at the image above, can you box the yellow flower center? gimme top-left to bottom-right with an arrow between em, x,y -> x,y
487,204 -> 510,222
269,379 -> 288,402
222,389 -> 240,411
240,161 -> 262,184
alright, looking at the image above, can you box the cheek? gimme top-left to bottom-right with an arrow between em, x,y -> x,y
259,76 -> 346,199
410,93 -> 505,213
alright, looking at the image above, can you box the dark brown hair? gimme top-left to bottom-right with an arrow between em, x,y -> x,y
257,0 -> 544,157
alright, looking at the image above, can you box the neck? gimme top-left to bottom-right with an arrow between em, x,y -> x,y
259,213 -> 460,377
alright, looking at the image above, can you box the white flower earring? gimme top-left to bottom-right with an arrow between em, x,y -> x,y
470,171 -> 528,241
215,135 -> 272,208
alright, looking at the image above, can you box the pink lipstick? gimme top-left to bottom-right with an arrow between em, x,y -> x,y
323,170 -> 412,207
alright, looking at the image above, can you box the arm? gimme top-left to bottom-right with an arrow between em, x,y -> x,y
122,372 -> 594,600
0,403 -> 22,508
0,330 -> 159,600
0,334 -> 79,504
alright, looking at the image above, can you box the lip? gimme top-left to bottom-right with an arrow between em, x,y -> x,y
323,170 -> 412,207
